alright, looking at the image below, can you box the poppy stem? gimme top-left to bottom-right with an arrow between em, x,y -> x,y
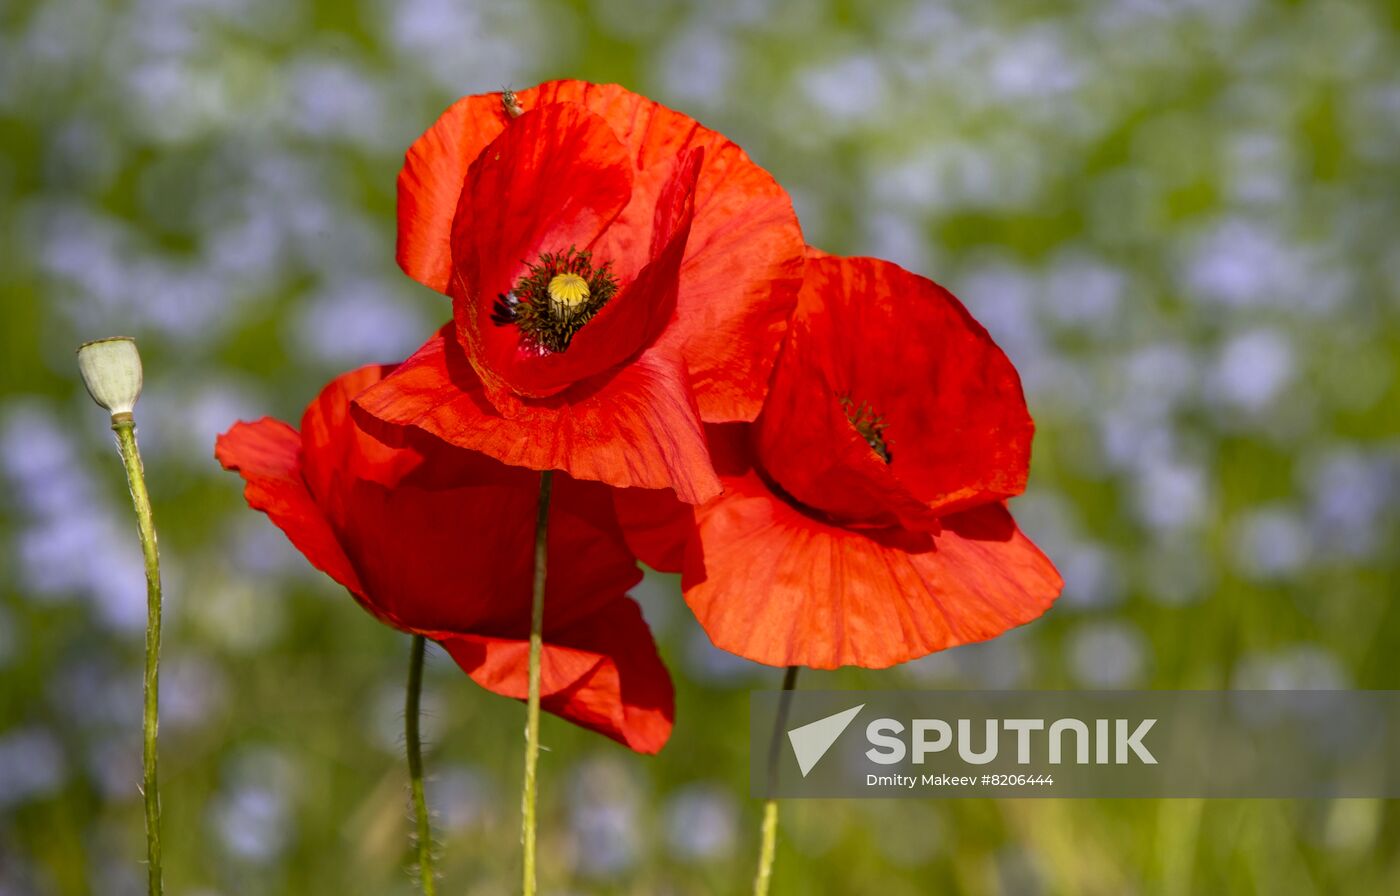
753,665 -> 800,896
405,634 -> 436,895
113,414 -> 164,896
521,469 -> 553,896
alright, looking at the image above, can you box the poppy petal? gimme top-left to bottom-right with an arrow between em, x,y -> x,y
468,145 -> 702,402
452,103 -> 635,403
214,418 -> 365,597
296,364 -> 425,502
682,467 -> 1061,669
524,81 -> 806,422
220,366 -> 674,752
397,97 -> 510,292
334,475 -> 640,635
437,596 -> 674,753
756,373 -> 944,532
352,327 -> 721,503
400,81 -> 804,421
756,254 -> 1034,525
612,485 -> 694,574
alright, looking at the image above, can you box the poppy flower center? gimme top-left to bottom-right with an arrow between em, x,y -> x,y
547,273 -> 590,312
491,247 -> 619,354
839,395 -> 892,463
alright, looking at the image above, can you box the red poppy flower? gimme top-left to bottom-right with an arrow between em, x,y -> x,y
215,365 -> 673,753
617,251 -> 1062,669
352,80 -> 805,504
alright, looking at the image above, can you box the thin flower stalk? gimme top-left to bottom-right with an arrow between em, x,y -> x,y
405,635 -> 436,895
521,470 -> 553,896
753,665 -> 799,896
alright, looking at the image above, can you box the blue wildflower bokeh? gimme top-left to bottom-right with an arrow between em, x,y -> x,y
2,0 -> 1398,893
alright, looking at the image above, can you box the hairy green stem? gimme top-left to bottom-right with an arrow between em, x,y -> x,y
521,470 -> 553,896
405,635 -> 436,895
113,414 -> 163,896
753,665 -> 800,896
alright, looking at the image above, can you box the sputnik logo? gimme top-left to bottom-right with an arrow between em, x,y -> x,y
787,705 -> 865,777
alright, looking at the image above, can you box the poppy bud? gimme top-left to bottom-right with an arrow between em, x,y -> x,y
77,336 -> 144,417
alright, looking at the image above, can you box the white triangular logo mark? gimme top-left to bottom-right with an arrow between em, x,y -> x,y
787,705 -> 864,777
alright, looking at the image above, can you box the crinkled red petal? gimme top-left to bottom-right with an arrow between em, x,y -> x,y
682,456 -> 1061,669
219,365 -> 674,752
396,80 -> 804,421
352,327 -> 720,503
436,596 -> 674,753
757,254 -> 1034,525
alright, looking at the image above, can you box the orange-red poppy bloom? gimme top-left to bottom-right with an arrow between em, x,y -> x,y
216,365 -> 673,753
618,251 -> 1062,669
352,81 -> 805,504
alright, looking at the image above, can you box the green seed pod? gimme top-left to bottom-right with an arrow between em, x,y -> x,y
77,336 -> 144,417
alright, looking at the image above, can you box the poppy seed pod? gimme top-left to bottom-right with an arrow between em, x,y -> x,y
77,337 -> 144,417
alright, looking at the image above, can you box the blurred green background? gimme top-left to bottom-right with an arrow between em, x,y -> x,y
2,0 -> 1398,893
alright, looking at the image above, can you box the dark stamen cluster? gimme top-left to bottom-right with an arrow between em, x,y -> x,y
491,247 -> 619,354
839,395 -> 892,463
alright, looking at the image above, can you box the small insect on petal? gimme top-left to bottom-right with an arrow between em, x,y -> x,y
503,89 -> 524,118
492,292 -> 521,326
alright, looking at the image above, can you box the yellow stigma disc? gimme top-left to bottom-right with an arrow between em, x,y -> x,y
547,273 -> 590,309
